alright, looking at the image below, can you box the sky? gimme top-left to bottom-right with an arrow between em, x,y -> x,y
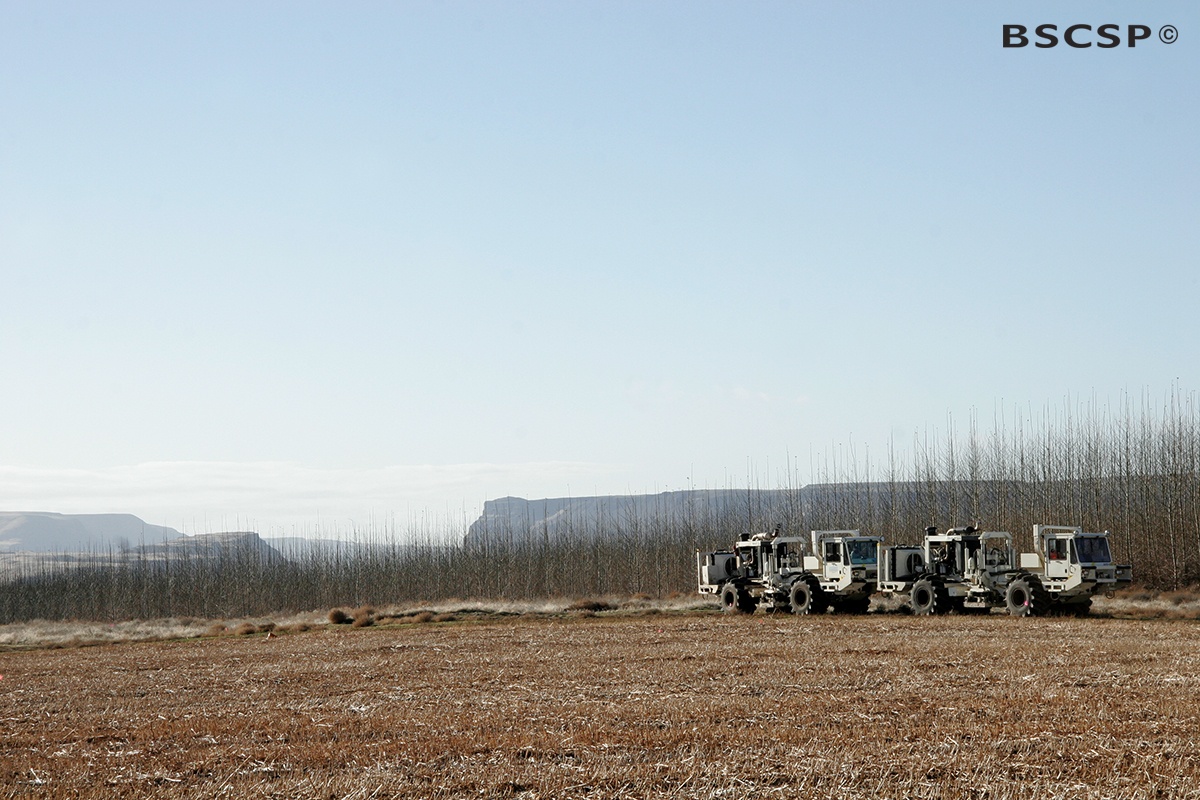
1,2 -> 1196,536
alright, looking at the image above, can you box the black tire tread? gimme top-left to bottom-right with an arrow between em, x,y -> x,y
911,576 -> 950,616
1006,573 -> 1052,617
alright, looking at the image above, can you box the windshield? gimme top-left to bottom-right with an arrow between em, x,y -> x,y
1073,536 -> 1112,564
845,539 -> 877,565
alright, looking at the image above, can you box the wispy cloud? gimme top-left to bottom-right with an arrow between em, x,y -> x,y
0,461 -> 623,536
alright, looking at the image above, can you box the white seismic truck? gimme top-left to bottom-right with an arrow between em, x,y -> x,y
1006,525 -> 1134,616
697,528 -> 882,615
877,526 -> 1017,615
878,524 -> 1133,616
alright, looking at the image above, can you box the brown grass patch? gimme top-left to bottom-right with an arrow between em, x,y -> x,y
1161,588 -> 1200,605
566,599 -> 616,613
327,608 -> 350,625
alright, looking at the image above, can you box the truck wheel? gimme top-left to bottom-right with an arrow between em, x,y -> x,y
736,589 -> 757,614
789,581 -> 814,614
809,577 -> 831,614
1006,575 -> 1051,617
789,578 -> 827,615
911,578 -> 948,616
720,583 -> 742,614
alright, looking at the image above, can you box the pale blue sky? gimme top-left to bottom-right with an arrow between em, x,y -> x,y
1,2 -> 1196,533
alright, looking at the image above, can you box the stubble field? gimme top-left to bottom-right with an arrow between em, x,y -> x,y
3,611 -> 1200,799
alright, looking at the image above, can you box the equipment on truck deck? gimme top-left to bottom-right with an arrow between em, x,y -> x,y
878,526 -> 1017,615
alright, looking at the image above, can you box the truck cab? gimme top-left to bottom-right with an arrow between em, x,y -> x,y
1019,525 -> 1133,598
805,530 -> 882,595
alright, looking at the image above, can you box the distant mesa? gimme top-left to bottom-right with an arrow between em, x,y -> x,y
0,512 -> 182,553
462,482 -> 1016,547
129,530 -> 286,563
0,512 -> 378,576
464,489 -> 797,547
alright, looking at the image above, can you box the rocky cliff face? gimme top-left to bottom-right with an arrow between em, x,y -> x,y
463,489 -> 797,547
129,531 -> 285,563
461,481 -> 1001,547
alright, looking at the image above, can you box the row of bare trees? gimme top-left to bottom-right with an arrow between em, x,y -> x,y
794,389 -> 1200,587
1,390 -> 1196,623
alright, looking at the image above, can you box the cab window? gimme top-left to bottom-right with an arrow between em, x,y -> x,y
824,542 -> 841,563
1074,537 -> 1112,564
846,539 -> 877,565
1047,538 -> 1070,561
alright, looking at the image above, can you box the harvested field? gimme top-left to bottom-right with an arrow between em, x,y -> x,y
3,613 -> 1200,799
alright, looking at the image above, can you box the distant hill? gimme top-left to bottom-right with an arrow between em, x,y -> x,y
0,512 -> 405,561
129,531 -> 285,563
464,490 -> 798,547
0,512 -> 182,553
462,482 -> 1021,547
0,527 -> 288,579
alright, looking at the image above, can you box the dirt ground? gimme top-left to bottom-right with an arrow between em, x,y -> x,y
3,611 -> 1200,799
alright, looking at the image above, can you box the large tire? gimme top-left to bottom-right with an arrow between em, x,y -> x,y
911,578 -> 949,616
789,580 -> 815,615
720,583 -> 743,614
1006,574 -> 1051,617
736,587 -> 757,614
789,577 -> 828,615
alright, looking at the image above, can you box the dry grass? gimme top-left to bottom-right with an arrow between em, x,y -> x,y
3,613 -> 1200,798
0,591 -> 1190,651
565,599 -> 618,613
1098,588 -> 1200,620
0,617 -> 216,649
